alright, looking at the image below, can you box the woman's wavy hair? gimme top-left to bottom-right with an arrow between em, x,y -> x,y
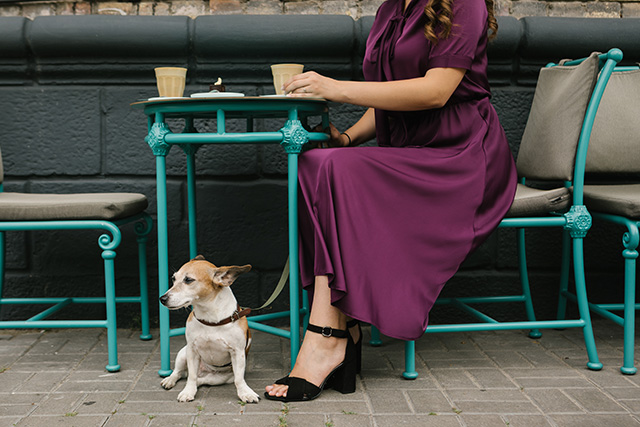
424,0 -> 498,44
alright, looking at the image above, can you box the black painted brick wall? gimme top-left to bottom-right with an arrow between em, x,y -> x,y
0,15 -> 638,328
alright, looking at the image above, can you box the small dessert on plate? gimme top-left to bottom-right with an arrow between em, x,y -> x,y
209,77 -> 225,93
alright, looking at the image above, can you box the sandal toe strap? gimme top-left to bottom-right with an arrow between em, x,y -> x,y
287,377 -> 321,401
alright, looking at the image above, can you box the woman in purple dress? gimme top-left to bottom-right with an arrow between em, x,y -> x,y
265,0 -> 517,402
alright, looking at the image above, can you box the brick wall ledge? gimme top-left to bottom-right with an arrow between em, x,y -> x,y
0,15 -> 639,85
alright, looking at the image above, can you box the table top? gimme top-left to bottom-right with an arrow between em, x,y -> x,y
131,96 -> 329,120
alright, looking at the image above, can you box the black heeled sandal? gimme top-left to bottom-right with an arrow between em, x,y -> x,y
264,323 -> 357,402
347,319 -> 362,374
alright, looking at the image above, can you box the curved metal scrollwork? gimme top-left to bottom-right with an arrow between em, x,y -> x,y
134,213 -> 154,240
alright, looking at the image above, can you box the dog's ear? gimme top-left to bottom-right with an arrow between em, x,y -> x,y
211,264 -> 252,287
193,255 -> 206,261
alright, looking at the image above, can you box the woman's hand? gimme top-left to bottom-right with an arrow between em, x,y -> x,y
283,72 -> 340,100
312,123 -> 350,148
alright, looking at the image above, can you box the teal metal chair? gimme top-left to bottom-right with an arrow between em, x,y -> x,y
0,147 -> 153,372
370,49 -> 623,378
557,65 -> 640,375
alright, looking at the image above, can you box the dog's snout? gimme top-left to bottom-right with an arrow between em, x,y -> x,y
159,294 -> 169,306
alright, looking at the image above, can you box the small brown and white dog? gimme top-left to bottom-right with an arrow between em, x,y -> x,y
159,255 -> 260,403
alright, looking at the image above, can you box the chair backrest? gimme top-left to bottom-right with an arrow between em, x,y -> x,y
585,67 -> 640,174
0,147 -> 4,186
516,52 -> 600,182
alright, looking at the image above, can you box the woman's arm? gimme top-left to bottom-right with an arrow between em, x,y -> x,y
319,107 -> 376,147
284,67 -> 466,112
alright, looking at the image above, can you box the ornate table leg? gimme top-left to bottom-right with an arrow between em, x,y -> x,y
280,117 -> 309,368
180,118 -> 201,259
145,114 -> 173,377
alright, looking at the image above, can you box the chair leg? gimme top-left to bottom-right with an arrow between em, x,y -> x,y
370,325 -> 382,346
621,235 -> 638,375
135,215 -> 153,341
556,230 -> 572,321
0,231 -> 4,301
572,237 -> 602,371
403,340 -> 418,379
102,248 -> 120,372
517,229 -> 542,338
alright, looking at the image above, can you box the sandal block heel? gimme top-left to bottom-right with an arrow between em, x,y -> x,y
327,355 -> 357,394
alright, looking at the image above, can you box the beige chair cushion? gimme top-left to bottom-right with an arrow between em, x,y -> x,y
516,52 -> 600,181
505,183 -> 571,217
586,69 -> 640,173
583,184 -> 640,218
0,192 -> 148,221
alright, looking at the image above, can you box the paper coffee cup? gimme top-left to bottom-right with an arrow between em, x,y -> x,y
154,67 -> 187,97
271,64 -> 304,95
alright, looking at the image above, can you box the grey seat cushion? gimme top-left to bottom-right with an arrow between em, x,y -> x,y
586,69 -> 640,174
516,52 -> 599,181
0,192 -> 148,221
583,184 -> 640,218
505,183 -> 571,217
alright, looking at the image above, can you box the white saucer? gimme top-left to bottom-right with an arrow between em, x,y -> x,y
147,96 -> 188,101
190,92 -> 245,98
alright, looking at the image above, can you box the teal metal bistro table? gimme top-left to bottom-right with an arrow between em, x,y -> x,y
132,96 -> 330,376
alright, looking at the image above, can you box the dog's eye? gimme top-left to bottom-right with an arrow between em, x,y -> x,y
184,276 -> 195,284
171,274 -> 176,282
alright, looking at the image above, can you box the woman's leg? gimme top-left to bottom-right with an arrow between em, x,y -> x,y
265,275 -> 348,397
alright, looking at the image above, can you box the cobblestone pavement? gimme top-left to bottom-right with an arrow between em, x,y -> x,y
1,319 -> 639,427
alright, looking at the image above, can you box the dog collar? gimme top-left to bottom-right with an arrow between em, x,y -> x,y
194,305 -> 251,327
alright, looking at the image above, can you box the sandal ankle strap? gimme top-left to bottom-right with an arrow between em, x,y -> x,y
307,324 -> 348,338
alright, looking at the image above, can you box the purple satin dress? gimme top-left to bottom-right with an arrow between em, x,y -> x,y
297,0 -> 517,341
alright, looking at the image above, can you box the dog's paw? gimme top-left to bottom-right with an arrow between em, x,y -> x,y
160,377 -> 177,390
238,387 -> 260,403
177,389 -> 196,402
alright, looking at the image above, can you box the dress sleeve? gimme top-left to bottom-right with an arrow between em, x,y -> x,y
427,0 -> 487,70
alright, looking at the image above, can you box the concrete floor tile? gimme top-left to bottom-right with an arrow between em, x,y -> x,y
466,368 -> 519,389
367,389 -> 412,414
102,413 -> 150,426
324,413 -> 373,427
29,393 -> 84,416
524,389 -> 582,413
453,400 -> 541,415
430,369 -> 480,389
459,414 -> 508,427
405,389 -> 453,413
550,414 -> 640,427
13,371 -> 68,393
15,415 -> 109,426
562,388 -> 628,413
374,414 -> 461,426
501,415 -> 554,426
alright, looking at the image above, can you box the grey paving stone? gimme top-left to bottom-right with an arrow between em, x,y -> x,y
15,415 -> 109,426
500,415 -> 554,426
102,413 -> 150,426
13,371 -> 68,393
366,389 -> 412,414
374,414 -> 461,426
562,388 -> 628,413
466,368 -> 519,389
524,389 -> 583,413
405,389 -> 453,414
430,369 -> 480,389
550,414 -> 640,427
